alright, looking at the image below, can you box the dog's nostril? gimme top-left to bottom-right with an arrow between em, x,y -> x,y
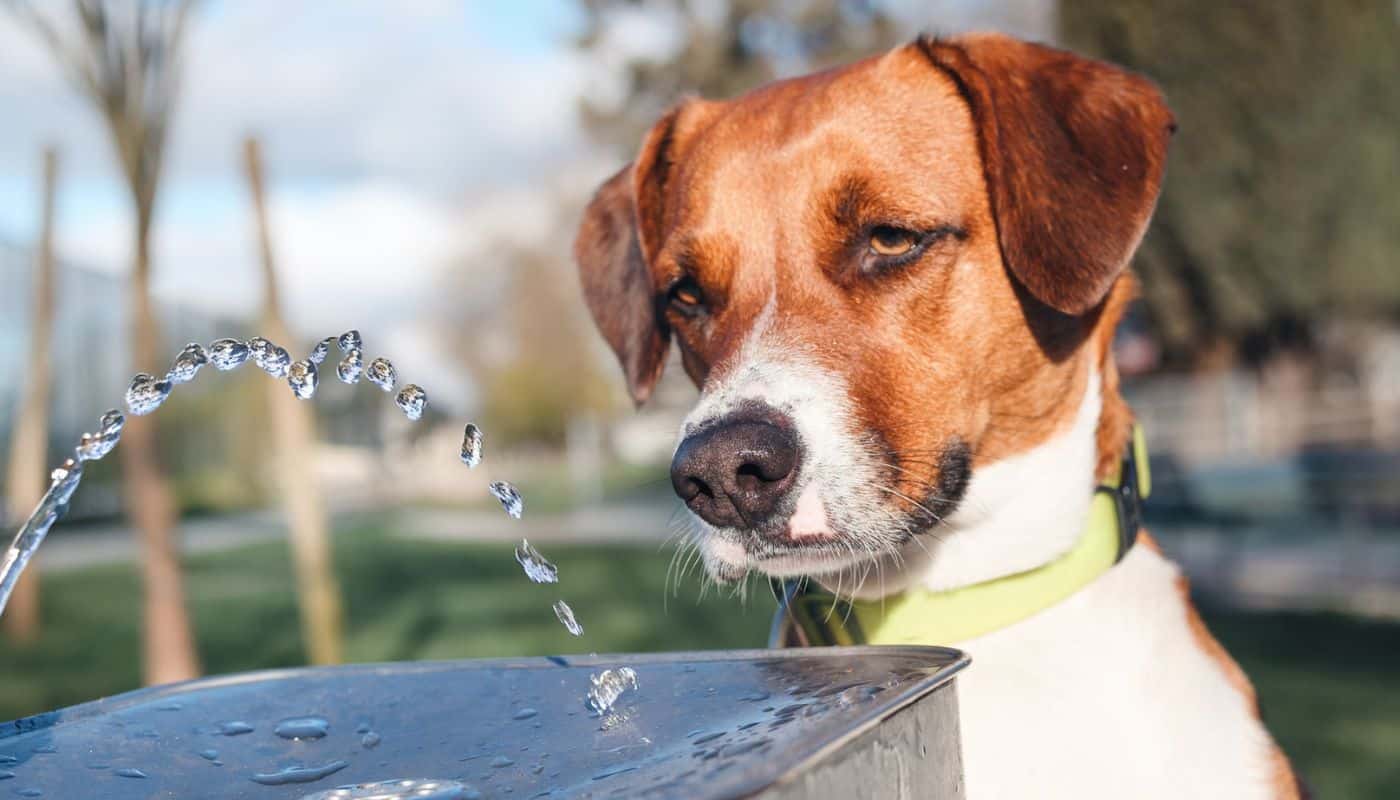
685,476 -> 714,500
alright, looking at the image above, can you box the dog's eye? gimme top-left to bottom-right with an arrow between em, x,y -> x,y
667,277 -> 706,314
868,226 -> 919,257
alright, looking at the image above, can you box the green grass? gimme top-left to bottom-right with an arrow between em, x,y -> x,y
1,530 -> 1396,798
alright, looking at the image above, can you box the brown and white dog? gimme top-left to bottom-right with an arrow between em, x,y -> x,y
575,33 -> 1300,798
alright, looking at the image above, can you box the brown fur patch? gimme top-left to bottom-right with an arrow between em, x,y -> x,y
574,35 -> 1175,519
919,34 -> 1175,316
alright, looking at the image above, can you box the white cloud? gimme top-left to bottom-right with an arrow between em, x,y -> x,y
0,0 -> 596,350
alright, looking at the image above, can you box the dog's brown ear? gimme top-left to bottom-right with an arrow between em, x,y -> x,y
574,165 -> 668,406
574,107 -> 691,406
922,34 -> 1175,315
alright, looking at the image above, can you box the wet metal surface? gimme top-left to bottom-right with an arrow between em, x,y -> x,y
0,647 -> 965,799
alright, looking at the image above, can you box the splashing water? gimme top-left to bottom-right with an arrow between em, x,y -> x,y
460,423 -> 483,468
208,338 -> 250,370
0,457 -> 83,617
250,337 -> 292,378
490,481 -> 523,519
308,336 -> 335,365
366,357 -> 397,392
586,667 -> 638,715
167,342 -> 208,384
0,329 -> 519,621
125,373 -> 173,416
553,600 -> 584,636
336,349 -> 364,384
76,410 -> 124,462
514,539 -> 558,584
287,359 -> 319,400
395,384 -> 427,420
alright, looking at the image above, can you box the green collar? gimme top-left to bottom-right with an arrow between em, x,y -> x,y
771,425 -> 1151,648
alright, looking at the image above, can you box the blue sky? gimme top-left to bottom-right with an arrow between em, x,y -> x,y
0,1 -> 596,336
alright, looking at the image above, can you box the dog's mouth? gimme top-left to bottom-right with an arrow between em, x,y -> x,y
696,452 -> 969,584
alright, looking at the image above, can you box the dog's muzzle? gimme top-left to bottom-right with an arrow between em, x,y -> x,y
670,412 -> 801,531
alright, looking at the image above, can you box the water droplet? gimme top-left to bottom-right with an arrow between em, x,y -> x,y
168,342 -> 209,384
0,770 -> 14,780
586,667 -> 637,715
249,760 -> 349,786
459,423 -> 483,467
337,330 -> 362,352
366,357 -> 397,392
308,337 -> 335,365
490,481 -> 523,519
720,738 -> 771,757
336,349 -> 364,384
115,767 -> 147,779
361,731 -> 381,749
553,600 -> 583,637
274,716 -> 330,740
288,359 -> 319,400
97,409 -> 124,437
513,539 -> 557,583
76,427 -> 120,461
124,372 -> 172,416
209,338 -> 251,370
591,764 -> 638,781
16,788 -> 40,797
395,384 -> 427,420
0,756 -> 15,764
511,708 -> 538,721
198,749 -> 219,761
216,721 -> 254,736
692,731 -> 725,745
489,756 -> 515,768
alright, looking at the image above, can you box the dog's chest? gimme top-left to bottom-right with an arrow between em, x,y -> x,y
952,546 -> 1278,800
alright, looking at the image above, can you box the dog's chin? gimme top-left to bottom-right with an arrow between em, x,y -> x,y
699,534 -> 874,584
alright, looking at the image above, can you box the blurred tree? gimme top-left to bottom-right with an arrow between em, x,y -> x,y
578,0 -> 901,154
448,241 -> 618,449
3,147 -> 59,644
1061,0 -> 1400,369
4,0 -> 203,683
243,136 -> 344,665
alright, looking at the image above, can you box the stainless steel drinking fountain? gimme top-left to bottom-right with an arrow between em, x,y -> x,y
0,646 -> 967,799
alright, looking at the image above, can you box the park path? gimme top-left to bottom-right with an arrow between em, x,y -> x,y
33,500 -> 684,572
29,505 -> 1400,619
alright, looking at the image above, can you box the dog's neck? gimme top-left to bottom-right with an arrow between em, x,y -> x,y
834,366 -> 1106,600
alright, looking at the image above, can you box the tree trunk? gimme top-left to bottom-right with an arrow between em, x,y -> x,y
243,136 -> 344,665
3,147 -> 60,644
121,206 -> 202,685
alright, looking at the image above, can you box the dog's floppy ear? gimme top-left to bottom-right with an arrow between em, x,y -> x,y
574,106 -> 690,406
921,34 -> 1175,315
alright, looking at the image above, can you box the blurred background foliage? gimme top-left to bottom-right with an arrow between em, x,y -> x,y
1063,0 -> 1400,368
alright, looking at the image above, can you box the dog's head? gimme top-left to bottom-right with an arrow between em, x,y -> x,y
575,34 -> 1173,588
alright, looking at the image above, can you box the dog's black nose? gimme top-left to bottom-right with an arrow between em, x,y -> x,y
671,418 -> 801,529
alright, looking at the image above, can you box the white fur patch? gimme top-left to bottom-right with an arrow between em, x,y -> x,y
680,305 -> 889,578
956,544 -> 1280,800
917,368 -> 1102,591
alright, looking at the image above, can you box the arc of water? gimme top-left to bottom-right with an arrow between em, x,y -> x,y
0,331 -> 478,619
